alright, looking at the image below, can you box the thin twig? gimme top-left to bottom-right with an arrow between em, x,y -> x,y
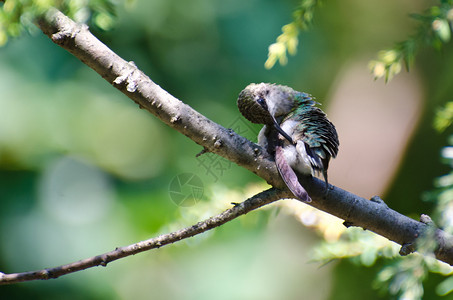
0,188 -> 285,284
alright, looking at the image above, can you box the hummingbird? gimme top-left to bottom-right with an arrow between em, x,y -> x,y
237,83 -> 339,202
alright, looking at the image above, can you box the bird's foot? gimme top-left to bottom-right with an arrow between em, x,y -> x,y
323,182 -> 332,198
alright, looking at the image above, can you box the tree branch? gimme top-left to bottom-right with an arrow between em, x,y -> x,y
0,188 -> 284,284
24,7 -> 453,265
36,8 -> 278,187
1,7 -> 453,284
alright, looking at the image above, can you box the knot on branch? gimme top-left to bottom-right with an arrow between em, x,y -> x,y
214,139 -> 223,148
399,214 -> 438,257
40,269 -> 52,279
51,24 -> 87,45
399,243 -> 416,256
370,195 -> 388,208
343,221 -> 355,228
170,115 -> 181,124
99,255 -> 109,267
420,214 -> 434,225
113,61 -> 141,93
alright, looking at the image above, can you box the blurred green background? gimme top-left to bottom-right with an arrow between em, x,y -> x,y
1,0 -> 453,299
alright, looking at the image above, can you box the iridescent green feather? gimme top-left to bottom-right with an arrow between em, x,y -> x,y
283,99 -> 339,174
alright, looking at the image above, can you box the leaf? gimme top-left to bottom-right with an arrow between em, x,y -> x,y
432,18 -> 451,42
437,276 -> 453,296
265,0 -> 321,68
434,102 -> 453,132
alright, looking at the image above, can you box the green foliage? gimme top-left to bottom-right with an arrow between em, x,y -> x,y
431,136 -> 453,235
311,228 -> 400,267
364,111 -> 453,299
312,218 -> 453,299
373,252 -> 453,300
369,1 -> 453,81
435,102 -> 453,132
309,105 -> 453,299
311,116 -> 453,300
370,221 -> 453,300
267,0 -> 453,82
265,0 -> 321,69
0,0 -> 118,46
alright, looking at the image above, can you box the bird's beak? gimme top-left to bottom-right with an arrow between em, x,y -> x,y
272,116 -> 294,144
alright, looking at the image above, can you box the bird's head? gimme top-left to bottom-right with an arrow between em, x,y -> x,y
237,83 -> 274,125
237,83 -> 297,144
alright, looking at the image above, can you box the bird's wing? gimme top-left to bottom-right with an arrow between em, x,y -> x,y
288,107 -> 339,173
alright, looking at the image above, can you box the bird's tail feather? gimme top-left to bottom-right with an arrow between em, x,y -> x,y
275,146 -> 312,203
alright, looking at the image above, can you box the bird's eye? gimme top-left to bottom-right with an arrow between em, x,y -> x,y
257,98 -> 267,109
